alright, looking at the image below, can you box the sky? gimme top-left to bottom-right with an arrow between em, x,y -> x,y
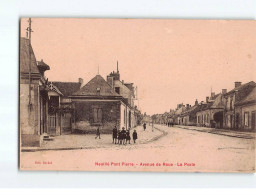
20,18 -> 256,115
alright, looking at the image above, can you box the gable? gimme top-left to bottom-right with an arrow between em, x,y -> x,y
73,75 -> 120,97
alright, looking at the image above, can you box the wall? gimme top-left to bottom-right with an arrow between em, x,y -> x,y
240,104 -> 256,130
73,100 -> 121,133
114,80 -> 134,107
20,79 -> 41,146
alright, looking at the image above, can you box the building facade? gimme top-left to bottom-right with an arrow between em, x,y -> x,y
20,37 -> 50,146
234,87 -> 256,131
223,81 -> 256,130
196,93 -> 225,128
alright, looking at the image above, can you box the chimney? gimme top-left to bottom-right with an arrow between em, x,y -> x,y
206,96 -> 209,103
107,76 -> 114,89
235,81 -> 242,88
195,99 -> 198,106
211,92 -> 215,98
222,89 -> 227,94
186,104 -> 190,108
122,80 -> 124,85
78,78 -> 83,88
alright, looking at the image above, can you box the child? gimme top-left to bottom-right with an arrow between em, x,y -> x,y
132,130 -> 137,143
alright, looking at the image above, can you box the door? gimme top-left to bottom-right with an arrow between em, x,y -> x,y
48,113 -> 56,135
252,112 -> 255,131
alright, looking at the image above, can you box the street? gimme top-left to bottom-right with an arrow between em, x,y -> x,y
20,125 -> 255,172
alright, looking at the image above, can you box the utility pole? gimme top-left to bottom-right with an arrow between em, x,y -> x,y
26,18 -> 33,110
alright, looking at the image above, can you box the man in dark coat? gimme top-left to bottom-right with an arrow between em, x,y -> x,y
95,127 -> 101,139
132,130 -> 138,143
121,127 -> 126,145
112,126 -> 118,144
143,123 -> 146,131
126,129 -> 131,144
117,130 -> 121,144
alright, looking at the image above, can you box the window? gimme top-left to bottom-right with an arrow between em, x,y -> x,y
230,98 -> 233,110
244,112 -> 249,127
124,110 -> 126,124
93,108 -> 102,123
96,87 -> 101,95
115,87 -> 120,94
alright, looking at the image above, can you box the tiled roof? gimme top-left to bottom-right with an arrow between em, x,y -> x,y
51,81 -> 81,97
224,81 -> 256,102
20,37 -> 40,74
181,105 -> 201,116
72,75 -> 121,97
236,87 -> 256,106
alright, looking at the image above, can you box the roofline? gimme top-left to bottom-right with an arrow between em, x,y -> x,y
69,95 -> 123,99
235,100 -> 256,107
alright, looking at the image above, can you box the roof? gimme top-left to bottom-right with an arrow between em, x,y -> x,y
175,106 -> 186,116
51,81 -> 81,97
236,87 -> 256,106
224,81 -> 256,102
181,105 -> 201,117
211,94 -> 225,109
20,37 -> 40,74
72,75 -> 121,97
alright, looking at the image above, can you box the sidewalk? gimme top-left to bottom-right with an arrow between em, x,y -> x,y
21,125 -> 163,152
175,125 -> 255,139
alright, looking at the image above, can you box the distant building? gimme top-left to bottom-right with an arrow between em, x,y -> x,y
180,100 -> 200,126
196,92 -> 225,128
174,103 -> 186,125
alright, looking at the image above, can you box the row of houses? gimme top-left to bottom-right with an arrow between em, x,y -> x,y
20,37 -> 142,147
152,81 -> 256,131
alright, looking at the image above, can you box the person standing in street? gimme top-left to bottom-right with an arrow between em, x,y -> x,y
112,126 -> 118,144
132,130 -> 138,143
143,123 -> 146,131
121,127 -> 126,145
95,127 -> 101,139
126,129 -> 131,144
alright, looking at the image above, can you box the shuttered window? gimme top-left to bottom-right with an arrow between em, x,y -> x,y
93,108 -> 103,123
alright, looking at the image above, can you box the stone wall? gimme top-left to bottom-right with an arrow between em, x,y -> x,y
73,100 -> 121,133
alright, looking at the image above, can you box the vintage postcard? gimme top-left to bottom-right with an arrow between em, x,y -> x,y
19,18 -> 256,172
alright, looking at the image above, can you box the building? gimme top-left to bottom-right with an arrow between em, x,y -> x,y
234,87 -> 256,131
46,79 -> 83,135
223,81 -> 256,130
20,37 -> 50,146
70,69 -> 138,133
174,103 -> 186,125
179,100 -> 200,126
196,92 -> 225,128
106,63 -> 138,128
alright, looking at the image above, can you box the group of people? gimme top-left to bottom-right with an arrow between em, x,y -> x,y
167,122 -> 174,127
95,126 -> 138,145
112,126 -> 138,145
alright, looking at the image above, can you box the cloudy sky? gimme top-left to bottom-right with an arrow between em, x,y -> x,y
20,18 -> 256,115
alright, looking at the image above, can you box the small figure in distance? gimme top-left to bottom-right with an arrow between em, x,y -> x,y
143,123 -> 146,131
132,129 -> 138,144
95,127 -> 101,139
